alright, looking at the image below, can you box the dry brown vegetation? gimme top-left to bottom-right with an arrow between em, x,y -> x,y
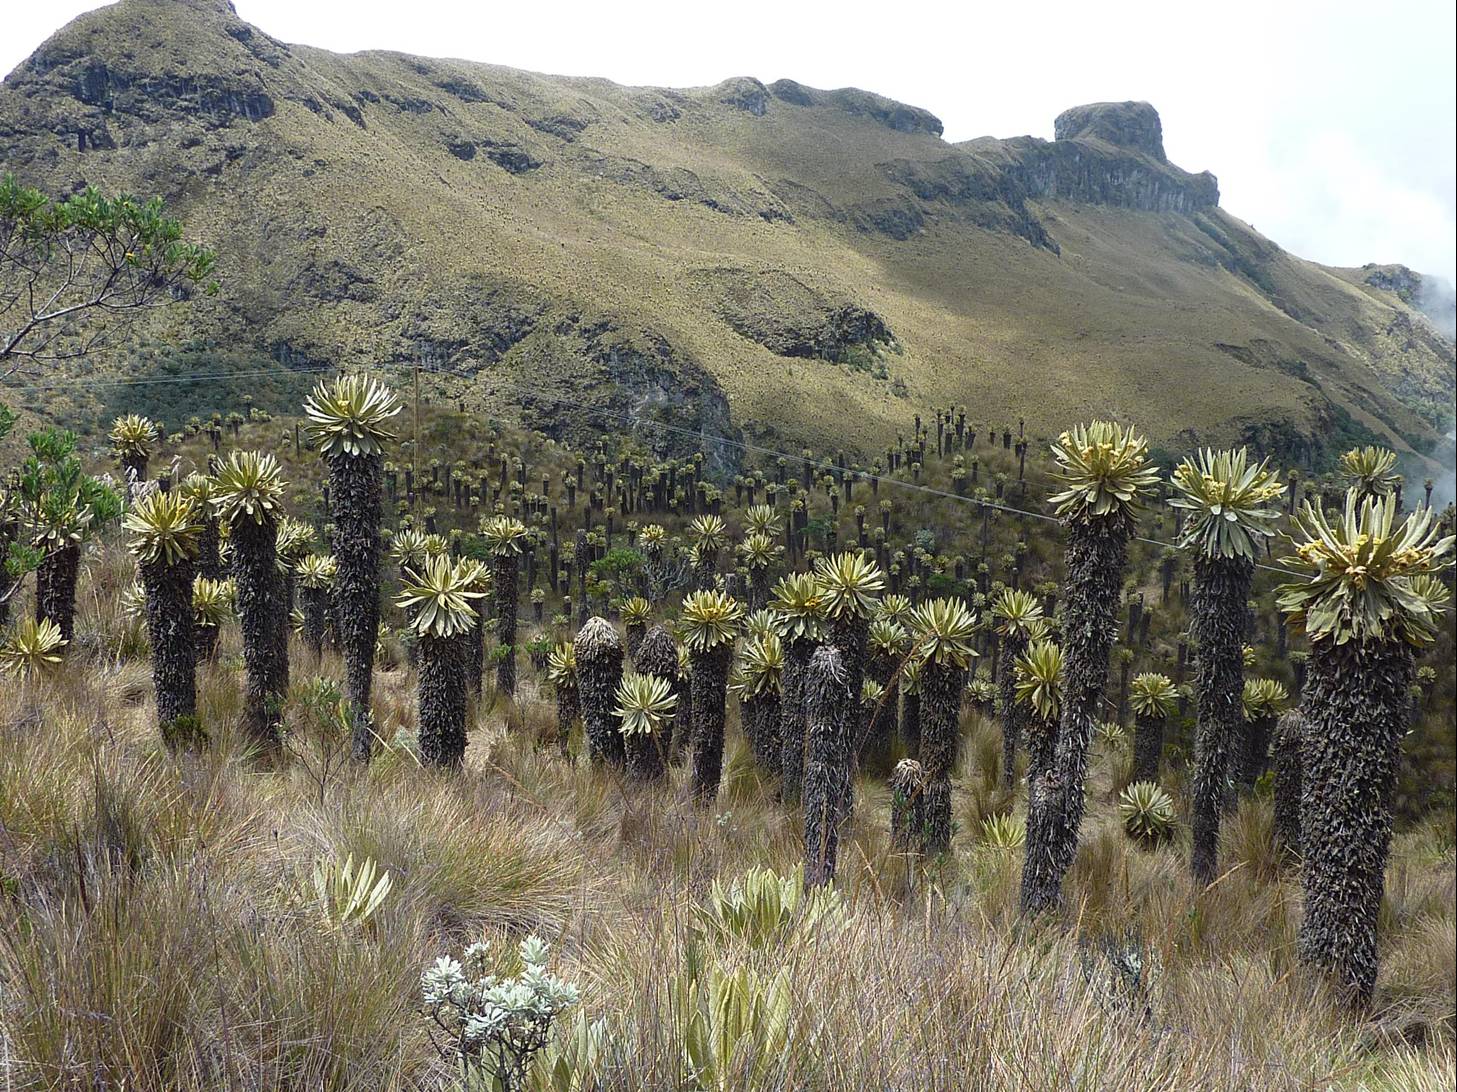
1,538 -> 1452,1090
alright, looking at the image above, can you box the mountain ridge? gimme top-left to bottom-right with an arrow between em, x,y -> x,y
2,0 -> 1452,474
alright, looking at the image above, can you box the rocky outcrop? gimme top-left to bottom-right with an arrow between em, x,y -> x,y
768,79 -> 944,136
877,155 -> 1057,249
1009,139 -> 1218,212
1363,264 -> 1456,340
823,88 -> 943,136
15,56 -> 275,137
953,103 -> 1219,217
847,103 -> 1214,248
444,137 -> 541,173
716,77 -> 770,116
1054,101 -> 1167,161
703,268 -> 895,361
579,154 -> 791,220
516,316 -> 741,473
404,278 -> 549,369
847,196 -> 925,241
1363,263 -> 1425,304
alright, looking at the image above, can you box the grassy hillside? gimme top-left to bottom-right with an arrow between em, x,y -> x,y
3,654 -> 1453,1089
1,0 -> 1452,473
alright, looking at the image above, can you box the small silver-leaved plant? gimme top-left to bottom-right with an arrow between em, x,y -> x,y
422,934 -> 580,1091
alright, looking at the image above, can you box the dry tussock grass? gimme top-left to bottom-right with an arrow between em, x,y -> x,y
0,554 -> 1451,1089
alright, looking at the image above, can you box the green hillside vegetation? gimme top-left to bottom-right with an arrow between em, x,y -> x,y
2,0 -> 1453,473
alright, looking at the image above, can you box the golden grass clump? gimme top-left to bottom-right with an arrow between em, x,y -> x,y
0,513 -> 1450,1091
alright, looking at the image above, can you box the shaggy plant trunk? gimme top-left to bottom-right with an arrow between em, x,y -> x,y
493,552 -> 518,699
1189,555 -> 1252,886
301,584 -> 328,661
32,559 -> 48,628
1024,712 -> 1058,787
0,519 -> 18,627
197,516 -> 223,580
1132,712 -> 1165,784
828,613 -> 868,710
669,680 -> 692,762
779,636 -> 814,804
749,570 -> 769,610
997,632 -> 1030,788
1021,516 -> 1128,916
574,618 -> 625,767
918,657 -> 967,855
139,552 -> 198,739
327,449 -> 384,761
36,543 -> 81,644
623,626 -> 676,781
625,620 -> 645,661
804,645 -> 852,889
632,623 -> 681,767
1299,641 -> 1412,1007
744,691 -> 782,776
1239,712 -> 1275,794
689,642 -> 733,803
739,695 -> 761,764
1272,709 -> 1304,860
555,683 -> 579,757
417,632 -> 469,766
890,758 -> 925,853
633,625 -> 677,680
901,688 -> 921,757
198,623 -> 220,662
468,610 -> 485,698
624,725 -> 666,782
695,548 -> 717,591
231,516 -> 286,745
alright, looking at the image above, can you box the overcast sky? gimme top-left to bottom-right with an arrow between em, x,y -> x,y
6,0 -> 1455,284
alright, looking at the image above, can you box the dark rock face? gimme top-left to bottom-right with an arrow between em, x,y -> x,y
583,327 -> 740,475
704,269 -> 894,362
767,79 -> 944,136
1362,263 -> 1424,304
507,313 -> 742,475
580,155 -> 791,221
16,54 -> 276,140
525,112 -> 591,140
717,77 -> 770,116
634,92 -> 685,123
878,156 -> 1057,250
1055,101 -> 1167,161
444,137 -> 541,173
1363,264 -> 1457,340
1009,141 -> 1218,213
848,195 -> 925,240
768,79 -> 816,106
824,87 -> 943,137
852,102 -> 1215,251
406,279 -> 548,368
1213,340 -> 1313,384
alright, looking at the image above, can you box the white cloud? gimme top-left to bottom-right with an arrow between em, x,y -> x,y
3,0 -> 1453,282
